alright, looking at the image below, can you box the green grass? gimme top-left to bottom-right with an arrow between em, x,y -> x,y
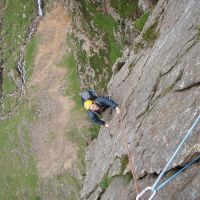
66,124 -> 99,177
120,155 -> 129,175
60,54 -> 81,109
99,175 -> 113,190
0,1 -> 39,197
110,0 -> 139,18
67,127 -> 87,173
1,0 -> 36,96
69,191 -> 77,200
134,12 -> 150,31
39,172 -> 80,200
143,21 -> 159,43
123,172 -> 133,185
1,0 -> 36,117
58,53 -> 101,197
60,53 -> 100,174
133,41 -> 144,53
93,13 -> 121,65
88,124 -> 100,140
69,1 -> 122,92
2,35 -> 38,117
90,12 -> 122,90
24,36 -> 38,80
0,101 -> 38,199
197,26 -> 200,38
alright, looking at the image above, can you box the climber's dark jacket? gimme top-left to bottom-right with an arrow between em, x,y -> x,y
88,96 -> 118,125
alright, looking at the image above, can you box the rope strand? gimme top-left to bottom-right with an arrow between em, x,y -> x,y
123,131 -> 141,197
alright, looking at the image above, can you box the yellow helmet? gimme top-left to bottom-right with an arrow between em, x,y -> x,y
84,100 -> 93,110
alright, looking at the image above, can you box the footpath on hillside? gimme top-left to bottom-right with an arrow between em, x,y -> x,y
28,4 -> 86,199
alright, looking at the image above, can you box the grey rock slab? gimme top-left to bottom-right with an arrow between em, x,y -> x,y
134,162 -> 200,200
86,187 -> 103,200
81,0 -> 200,199
138,0 -> 154,12
100,177 -> 135,200
108,158 -> 121,177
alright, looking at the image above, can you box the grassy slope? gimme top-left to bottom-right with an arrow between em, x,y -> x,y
0,103 -> 38,200
110,0 -> 139,18
71,0 -> 121,92
62,54 -> 100,173
71,0 -> 146,92
0,1 -> 39,199
1,0 -> 36,114
134,12 -> 150,31
38,53 -> 100,200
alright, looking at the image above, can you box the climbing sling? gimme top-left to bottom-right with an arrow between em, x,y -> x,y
136,114 -> 200,200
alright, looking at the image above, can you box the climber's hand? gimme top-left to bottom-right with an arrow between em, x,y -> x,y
116,107 -> 120,114
105,122 -> 110,128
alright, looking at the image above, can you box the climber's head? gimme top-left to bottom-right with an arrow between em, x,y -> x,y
84,100 -> 99,111
84,100 -> 93,110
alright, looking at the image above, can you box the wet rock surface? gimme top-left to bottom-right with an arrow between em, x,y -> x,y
81,0 -> 200,199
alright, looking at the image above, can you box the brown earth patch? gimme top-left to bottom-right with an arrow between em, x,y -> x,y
29,4 -> 77,178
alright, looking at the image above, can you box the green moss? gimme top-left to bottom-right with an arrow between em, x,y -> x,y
161,86 -> 173,97
110,0 -> 139,18
120,155 -> 129,175
123,171 -> 133,185
69,191 -> 77,200
134,12 -> 150,31
99,175 -> 113,190
198,26 -> 200,38
143,21 -> 159,43
133,41 -> 144,53
89,124 -> 100,140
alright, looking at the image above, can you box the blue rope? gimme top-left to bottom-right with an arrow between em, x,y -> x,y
156,154 -> 200,191
136,114 -> 200,200
152,114 -> 200,192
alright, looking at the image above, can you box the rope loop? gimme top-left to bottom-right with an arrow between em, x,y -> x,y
136,186 -> 156,200
136,114 -> 200,200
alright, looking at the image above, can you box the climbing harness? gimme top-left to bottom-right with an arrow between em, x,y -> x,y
136,114 -> 200,200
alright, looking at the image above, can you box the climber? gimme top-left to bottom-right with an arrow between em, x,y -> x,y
81,90 -> 120,127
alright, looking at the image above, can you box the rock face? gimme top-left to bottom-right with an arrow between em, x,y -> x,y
81,0 -> 200,199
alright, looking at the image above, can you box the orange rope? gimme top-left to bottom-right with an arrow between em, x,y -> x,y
123,132 -> 141,198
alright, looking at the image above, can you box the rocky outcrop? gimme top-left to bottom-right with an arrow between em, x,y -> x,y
138,0 -> 155,11
81,0 -> 200,199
